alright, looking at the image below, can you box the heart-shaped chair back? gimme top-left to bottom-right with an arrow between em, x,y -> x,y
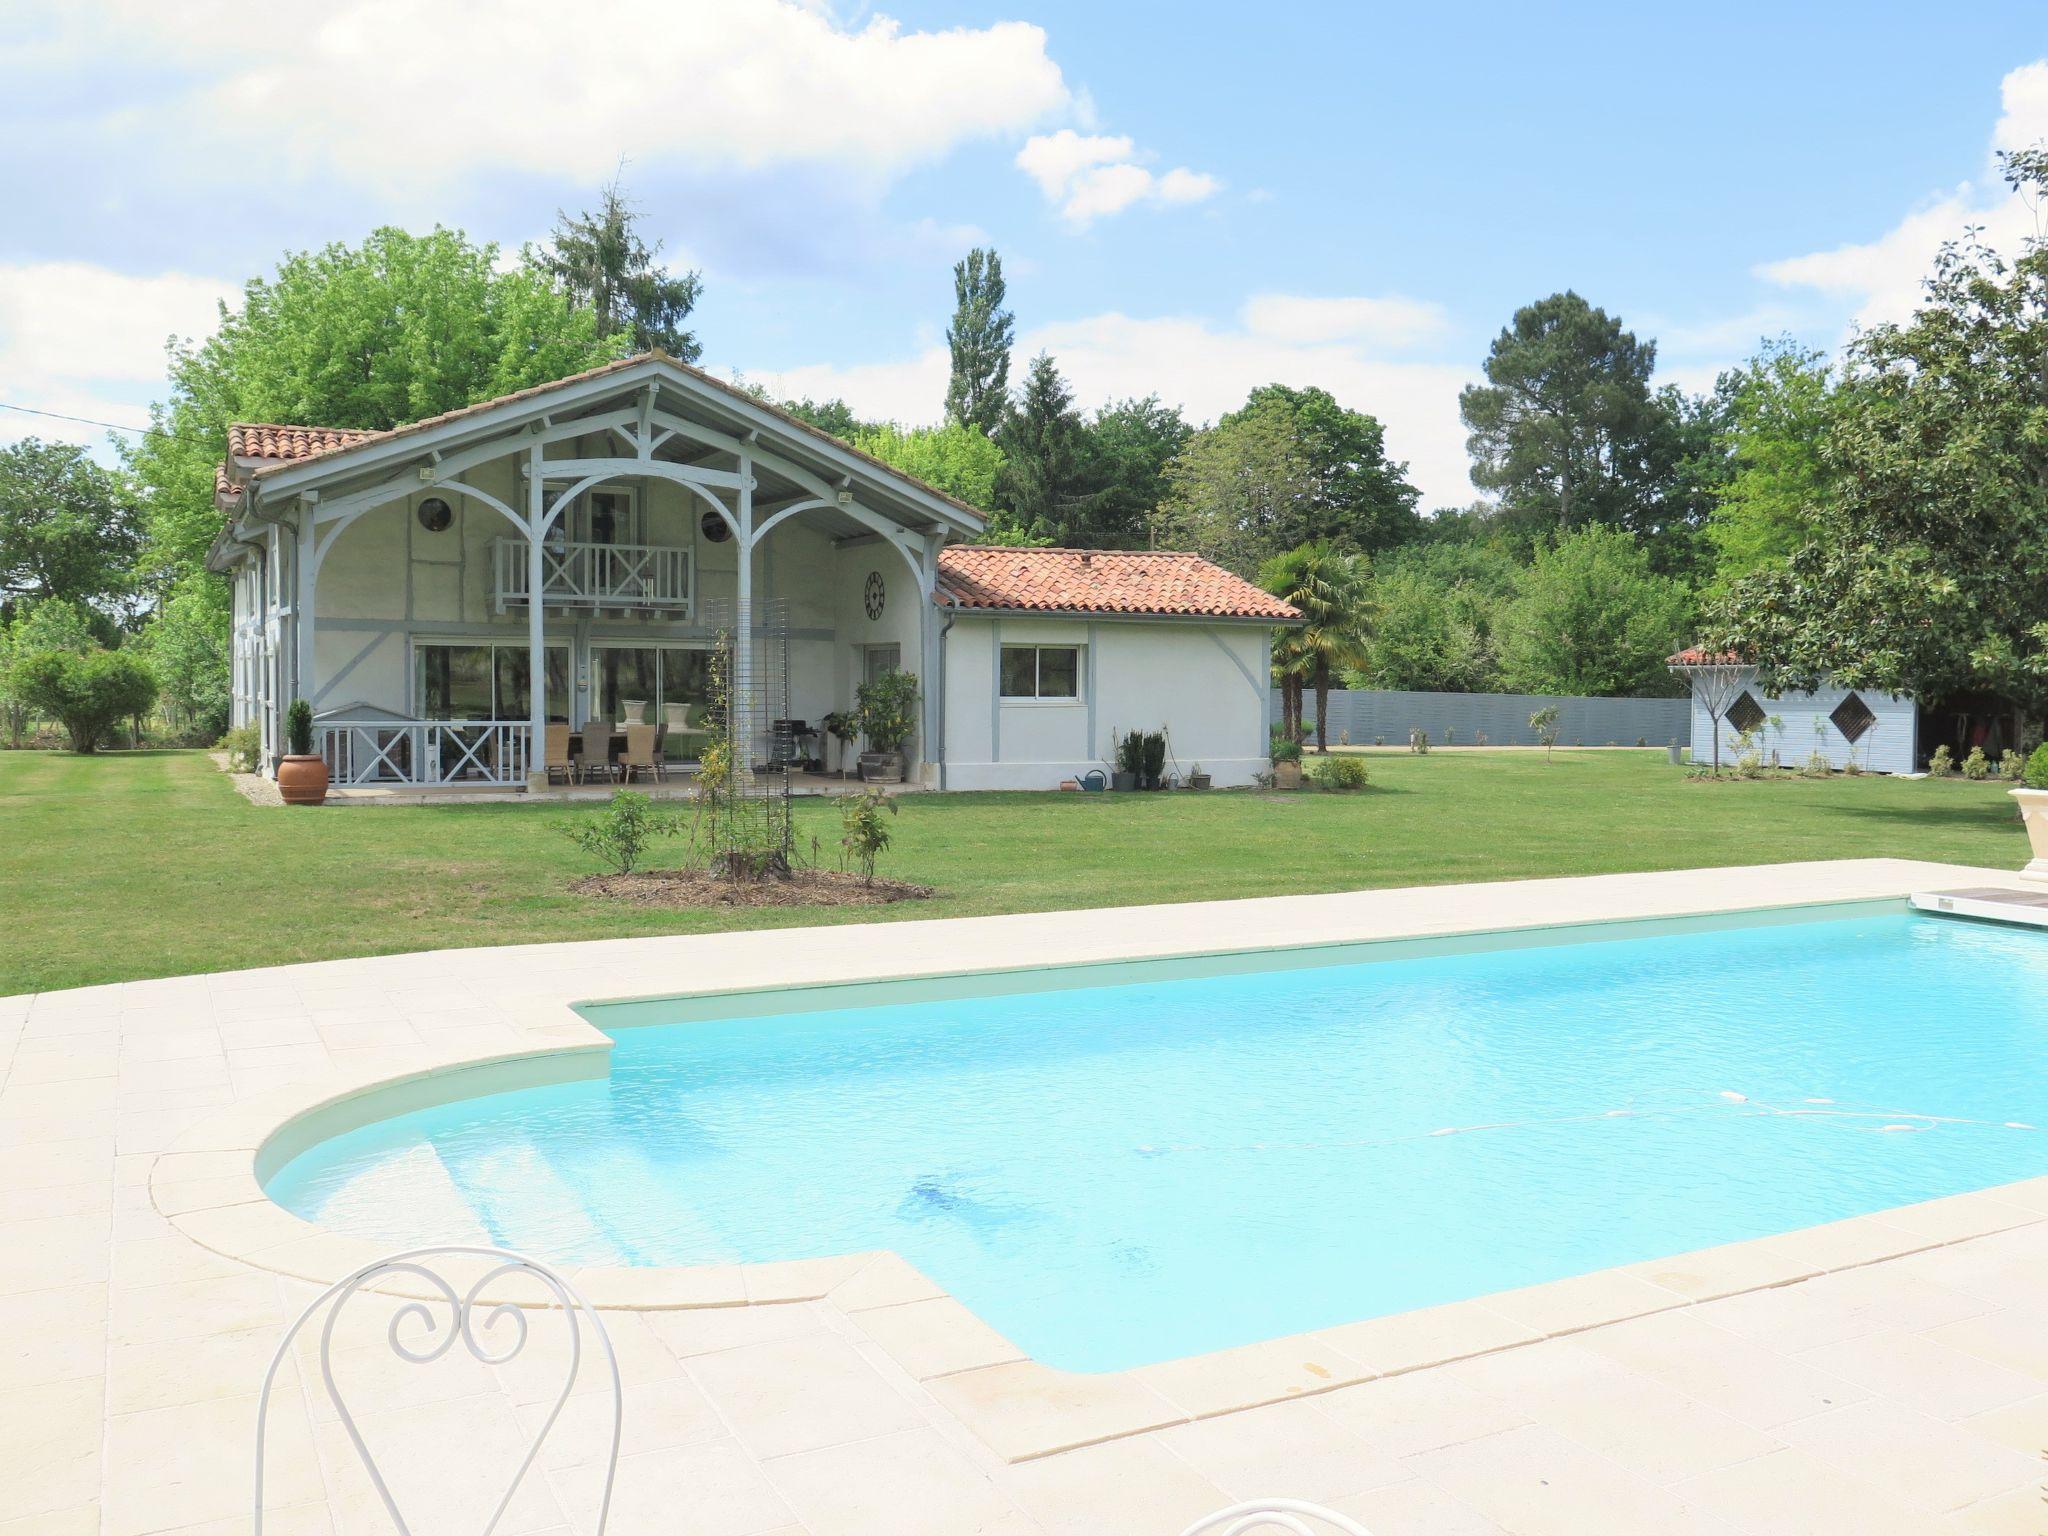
1178,1499 -> 1374,1536
254,1245 -> 620,1535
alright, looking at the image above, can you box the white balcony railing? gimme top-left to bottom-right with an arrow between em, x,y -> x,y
319,720 -> 532,787
494,538 -> 691,613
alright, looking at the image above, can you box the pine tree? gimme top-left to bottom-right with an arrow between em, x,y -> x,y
542,177 -> 703,360
995,354 -> 1097,542
943,248 -> 1014,436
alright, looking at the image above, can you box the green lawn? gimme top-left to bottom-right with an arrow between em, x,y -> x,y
0,748 -> 2025,994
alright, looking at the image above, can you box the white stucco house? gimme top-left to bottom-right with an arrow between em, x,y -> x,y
211,352 -> 1297,794
1669,647 -> 1916,774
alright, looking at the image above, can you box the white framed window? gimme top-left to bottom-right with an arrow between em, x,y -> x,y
1000,644 -> 1081,701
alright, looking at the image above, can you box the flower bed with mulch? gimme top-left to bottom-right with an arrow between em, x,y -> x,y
570,868 -> 933,909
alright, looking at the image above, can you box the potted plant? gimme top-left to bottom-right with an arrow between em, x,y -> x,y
1112,729 -> 1143,791
822,710 -> 859,778
1141,729 -> 1167,790
277,698 -> 328,806
854,670 -> 919,784
620,698 -> 649,725
1270,732 -> 1304,790
2012,745 -> 2048,882
1187,762 -> 1211,790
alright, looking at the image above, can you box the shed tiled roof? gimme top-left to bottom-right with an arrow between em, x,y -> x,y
936,547 -> 1301,622
1667,646 -> 1748,665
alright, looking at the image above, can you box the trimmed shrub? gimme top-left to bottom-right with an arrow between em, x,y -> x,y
1309,754 -> 1370,791
1928,744 -> 1954,777
2024,743 -> 2048,790
1962,746 -> 1992,781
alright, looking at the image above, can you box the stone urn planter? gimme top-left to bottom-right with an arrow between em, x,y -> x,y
1272,759 -> 1303,790
2011,787 -> 2048,882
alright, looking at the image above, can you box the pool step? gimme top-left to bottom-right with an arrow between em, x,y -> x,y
1911,887 -> 2048,928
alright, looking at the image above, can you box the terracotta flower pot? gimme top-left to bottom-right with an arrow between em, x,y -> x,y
277,753 -> 330,806
2011,788 -> 2048,882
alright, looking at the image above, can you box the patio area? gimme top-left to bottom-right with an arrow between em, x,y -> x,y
8,862 -> 2048,1535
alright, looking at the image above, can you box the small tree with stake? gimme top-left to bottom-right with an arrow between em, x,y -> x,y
1666,649 -> 1755,775
1528,705 -> 1561,763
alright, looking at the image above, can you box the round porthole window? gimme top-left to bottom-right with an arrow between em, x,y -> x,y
415,496 -> 453,533
864,570 -> 886,620
700,509 -> 733,543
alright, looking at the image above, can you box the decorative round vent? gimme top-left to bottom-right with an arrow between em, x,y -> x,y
700,509 -> 733,543
415,496 -> 453,533
864,570 -> 886,621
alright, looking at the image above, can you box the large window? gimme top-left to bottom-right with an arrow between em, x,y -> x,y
415,641 -> 569,721
1000,644 -> 1080,701
590,644 -> 717,759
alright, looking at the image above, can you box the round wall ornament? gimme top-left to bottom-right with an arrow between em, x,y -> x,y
416,496 -> 453,533
864,570 -> 886,620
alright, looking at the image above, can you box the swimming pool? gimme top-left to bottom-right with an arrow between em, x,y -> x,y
267,902 -> 2048,1372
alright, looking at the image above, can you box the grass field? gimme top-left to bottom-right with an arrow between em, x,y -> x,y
0,748 -> 2025,994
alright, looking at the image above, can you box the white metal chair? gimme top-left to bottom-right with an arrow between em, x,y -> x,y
254,1245 -> 620,1535
1178,1499 -> 1373,1536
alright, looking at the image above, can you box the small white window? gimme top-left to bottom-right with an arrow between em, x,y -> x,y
1001,645 -> 1080,700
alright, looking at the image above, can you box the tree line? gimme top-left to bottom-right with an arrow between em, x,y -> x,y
9,151 -> 2048,750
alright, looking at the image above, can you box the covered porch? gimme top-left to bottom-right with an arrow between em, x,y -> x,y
213,353 -> 985,792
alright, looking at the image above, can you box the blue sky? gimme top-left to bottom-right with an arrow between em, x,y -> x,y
2,2 -> 2044,507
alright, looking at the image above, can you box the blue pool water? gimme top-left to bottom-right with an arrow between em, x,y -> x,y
268,905 -> 2048,1371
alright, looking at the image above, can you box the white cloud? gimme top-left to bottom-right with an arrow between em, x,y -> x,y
1759,59 -> 2048,333
744,298 -> 1478,506
55,0 -> 1072,193
1241,293 -> 1448,349
0,262 -> 233,449
1014,128 -> 1220,227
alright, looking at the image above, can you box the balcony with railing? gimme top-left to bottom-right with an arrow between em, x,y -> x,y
493,538 -> 691,614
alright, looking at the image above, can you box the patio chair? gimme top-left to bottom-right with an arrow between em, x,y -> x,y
1178,1500 -> 1373,1536
573,721 -> 617,785
619,722 -> 663,783
253,1244 -> 620,1535
544,723 -> 574,786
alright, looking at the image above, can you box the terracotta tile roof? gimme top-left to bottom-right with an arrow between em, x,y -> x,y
222,350 -> 987,525
216,422 -> 378,511
936,547 -> 1301,622
1667,646 -> 1748,665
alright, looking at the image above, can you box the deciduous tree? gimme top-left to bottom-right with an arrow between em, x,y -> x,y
1703,340 -> 1841,588
1713,150 -> 2048,737
0,438 -> 141,619
1495,526 -> 1692,698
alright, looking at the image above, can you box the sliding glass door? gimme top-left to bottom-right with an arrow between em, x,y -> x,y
415,641 -> 569,721
590,644 -> 715,760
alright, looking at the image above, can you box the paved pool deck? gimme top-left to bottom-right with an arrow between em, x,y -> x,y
7,858 -> 2048,1535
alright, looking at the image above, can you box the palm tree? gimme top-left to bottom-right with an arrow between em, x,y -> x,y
1261,541 -> 1372,753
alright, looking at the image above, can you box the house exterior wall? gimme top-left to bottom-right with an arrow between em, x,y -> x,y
941,614 -> 1271,790
1688,681 -> 1916,774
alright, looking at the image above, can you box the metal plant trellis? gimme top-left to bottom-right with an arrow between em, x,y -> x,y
1667,650 -> 1757,775
696,595 -> 795,876
253,1245 -> 621,1535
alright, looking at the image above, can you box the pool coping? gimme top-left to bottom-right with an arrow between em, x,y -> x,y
144,856 -> 2048,1463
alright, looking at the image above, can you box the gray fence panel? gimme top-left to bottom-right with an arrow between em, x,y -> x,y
1275,688 -> 1689,748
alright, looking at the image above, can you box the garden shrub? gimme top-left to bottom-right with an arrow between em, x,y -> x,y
11,646 -> 157,753
1309,754 -> 1370,791
1928,744 -> 1954,776
2024,743 -> 2048,790
219,722 -> 261,772
1962,746 -> 1991,781
561,789 -> 683,874
838,789 -> 898,885
1269,731 -> 1302,764
2000,748 -> 2026,782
